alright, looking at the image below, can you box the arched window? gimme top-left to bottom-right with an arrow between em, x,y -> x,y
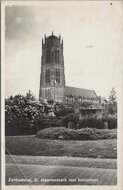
55,68 -> 60,83
55,49 -> 59,63
45,69 -> 50,83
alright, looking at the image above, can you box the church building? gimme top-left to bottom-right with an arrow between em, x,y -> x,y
39,32 -> 99,104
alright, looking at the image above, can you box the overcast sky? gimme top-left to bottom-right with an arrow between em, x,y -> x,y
5,1 -> 123,99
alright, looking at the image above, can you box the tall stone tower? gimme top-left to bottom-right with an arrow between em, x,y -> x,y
39,32 -> 65,102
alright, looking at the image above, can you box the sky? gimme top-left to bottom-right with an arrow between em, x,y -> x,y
4,1 -> 123,99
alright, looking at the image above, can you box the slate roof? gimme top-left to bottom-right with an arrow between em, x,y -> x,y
65,86 -> 97,99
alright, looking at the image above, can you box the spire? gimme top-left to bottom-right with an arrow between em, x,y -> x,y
52,31 -> 53,36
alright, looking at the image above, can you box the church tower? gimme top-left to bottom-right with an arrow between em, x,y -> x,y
39,32 -> 65,102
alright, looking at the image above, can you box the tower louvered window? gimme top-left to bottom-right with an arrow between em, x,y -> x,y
55,68 -> 60,83
45,69 -> 50,83
55,49 -> 59,63
46,50 -> 51,63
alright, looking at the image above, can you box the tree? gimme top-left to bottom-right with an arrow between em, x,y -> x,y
108,88 -> 117,115
25,90 -> 36,102
5,92 -> 45,135
109,88 -> 117,105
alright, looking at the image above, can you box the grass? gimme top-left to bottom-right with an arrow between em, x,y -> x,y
6,136 -> 117,158
6,155 -> 117,169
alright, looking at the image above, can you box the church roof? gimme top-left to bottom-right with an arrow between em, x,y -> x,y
65,86 -> 97,99
44,32 -> 62,45
47,35 -> 59,40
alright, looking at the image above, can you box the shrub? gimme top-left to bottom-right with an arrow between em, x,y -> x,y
62,113 -> 79,127
68,121 -> 75,129
54,103 -> 74,117
35,127 -> 117,140
106,115 -> 117,129
34,116 -> 64,132
5,92 -> 117,136
78,114 -> 117,129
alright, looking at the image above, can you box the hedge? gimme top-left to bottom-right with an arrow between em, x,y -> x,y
35,127 -> 117,140
78,115 -> 117,129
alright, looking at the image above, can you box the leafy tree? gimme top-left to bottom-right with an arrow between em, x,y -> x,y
5,91 -> 45,135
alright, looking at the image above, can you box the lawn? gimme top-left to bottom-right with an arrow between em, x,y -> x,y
6,163 -> 117,185
5,136 -> 117,185
6,155 -> 117,169
5,136 -> 117,158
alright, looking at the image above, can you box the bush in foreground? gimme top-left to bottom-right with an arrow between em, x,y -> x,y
35,127 -> 117,141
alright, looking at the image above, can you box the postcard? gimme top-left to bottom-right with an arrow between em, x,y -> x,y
1,1 -> 123,190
